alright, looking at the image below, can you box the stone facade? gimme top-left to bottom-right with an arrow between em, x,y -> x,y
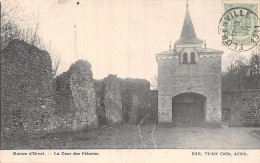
54,60 -> 98,130
222,90 -> 260,127
156,4 -> 223,126
1,40 -> 57,136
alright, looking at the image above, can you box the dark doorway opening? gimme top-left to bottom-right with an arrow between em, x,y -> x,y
222,108 -> 231,127
172,92 -> 206,127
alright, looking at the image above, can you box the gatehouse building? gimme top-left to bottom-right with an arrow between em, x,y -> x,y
156,2 -> 223,126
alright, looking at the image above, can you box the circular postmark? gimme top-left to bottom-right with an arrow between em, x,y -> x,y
218,7 -> 260,52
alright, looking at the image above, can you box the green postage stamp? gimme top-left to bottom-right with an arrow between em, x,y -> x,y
219,0 -> 260,52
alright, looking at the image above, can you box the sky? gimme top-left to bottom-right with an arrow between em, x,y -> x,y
2,0 -> 258,81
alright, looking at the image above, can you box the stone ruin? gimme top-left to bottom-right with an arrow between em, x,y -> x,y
94,79 -> 106,124
1,40 -> 154,138
1,40 -> 57,136
103,75 -> 123,124
94,76 -> 151,125
119,78 -> 151,124
94,75 -> 122,125
54,60 -> 98,130
144,90 -> 158,124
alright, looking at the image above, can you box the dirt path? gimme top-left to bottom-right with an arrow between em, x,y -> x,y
152,127 -> 260,149
1,125 -> 260,149
137,111 -> 157,149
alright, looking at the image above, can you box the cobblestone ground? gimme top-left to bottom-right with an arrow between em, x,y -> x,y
1,124 -> 260,149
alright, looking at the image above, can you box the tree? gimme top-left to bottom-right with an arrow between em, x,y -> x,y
150,75 -> 158,90
1,0 -> 24,50
1,0 -> 60,77
222,53 -> 247,90
247,51 -> 260,89
222,50 -> 260,90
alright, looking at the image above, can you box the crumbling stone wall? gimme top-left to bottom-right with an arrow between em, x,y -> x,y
54,60 -> 98,130
103,75 -> 122,125
94,75 -> 123,125
1,40 -> 57,136
222,90 -> 260,127
94,79 -> 106,125
145,90 -> 158,124
119,78 -> 151,124
95,77 -> 151,125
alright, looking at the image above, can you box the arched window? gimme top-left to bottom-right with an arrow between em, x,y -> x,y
183,53 -> 188,64
190,52 -> 195,64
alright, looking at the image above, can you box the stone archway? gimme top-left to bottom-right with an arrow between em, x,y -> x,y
172,92 -> 206,127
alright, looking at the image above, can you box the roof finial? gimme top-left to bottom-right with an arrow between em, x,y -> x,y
204,40 -> 207,49
186,0 -> 189,9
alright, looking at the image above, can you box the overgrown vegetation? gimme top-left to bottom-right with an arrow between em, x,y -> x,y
222,51 -> 260,90
1,0 -> 60,77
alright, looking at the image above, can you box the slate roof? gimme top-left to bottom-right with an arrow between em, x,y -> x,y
175,5 -> 203,45
199,48 -> 223,54
157,2 -> 223,57
157,50 -> 175,55
157,48 -> 223,56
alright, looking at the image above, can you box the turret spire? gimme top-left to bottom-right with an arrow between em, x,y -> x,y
174,0 -> 203,45
186,0 -> 189,9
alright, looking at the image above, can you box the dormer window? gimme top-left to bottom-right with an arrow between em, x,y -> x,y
190,52 -> 196,64
183,53 -> 188,64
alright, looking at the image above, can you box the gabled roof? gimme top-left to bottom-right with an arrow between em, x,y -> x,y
175,3 -> 203,45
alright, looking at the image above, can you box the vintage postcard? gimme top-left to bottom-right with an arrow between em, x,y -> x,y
0,0 -> 260,162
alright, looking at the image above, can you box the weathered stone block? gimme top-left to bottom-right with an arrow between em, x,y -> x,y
1,40 -> 57,136
119,78 -> 151,124
222,90 -> 260,127
103,75 -> 123,125
54,60 -> 98,130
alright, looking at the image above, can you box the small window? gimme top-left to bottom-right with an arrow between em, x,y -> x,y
190,52 -> 195,64
183,53 -> 188,64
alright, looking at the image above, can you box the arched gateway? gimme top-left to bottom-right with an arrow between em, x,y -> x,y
172,93 -> 206,127
156,1 -> 223,127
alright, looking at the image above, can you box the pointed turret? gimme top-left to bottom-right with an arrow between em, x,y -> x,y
175,0 -> 203,45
